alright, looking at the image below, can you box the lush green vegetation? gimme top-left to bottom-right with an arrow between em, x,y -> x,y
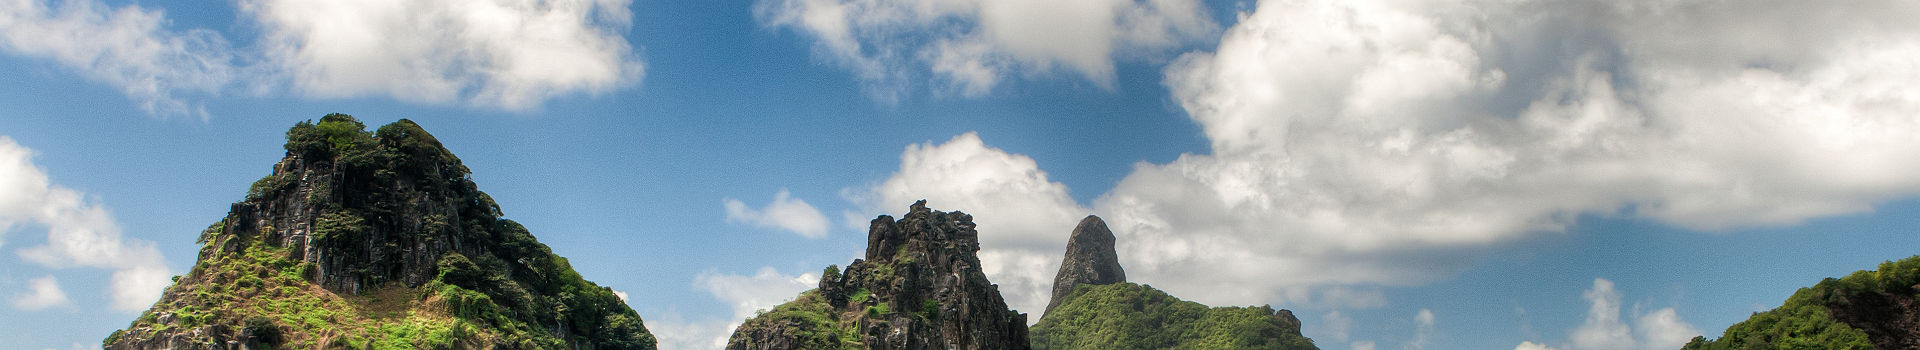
1031,282 -> 1317,350
1681,255 -> 1920,349
737,290 -> 865,349
111,114 -> 654,349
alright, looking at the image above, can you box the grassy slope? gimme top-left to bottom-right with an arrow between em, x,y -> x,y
1031,282 -> 1317,350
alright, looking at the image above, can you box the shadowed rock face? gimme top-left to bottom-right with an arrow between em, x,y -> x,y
727,200 -> 1031,350
1044,215 -> 1126,317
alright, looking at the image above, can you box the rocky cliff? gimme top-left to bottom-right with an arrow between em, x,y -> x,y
726,201 -> 1030,350
1043,215 -> 1126,318
104,114 -> 654,349
1031,215 -> 1316,350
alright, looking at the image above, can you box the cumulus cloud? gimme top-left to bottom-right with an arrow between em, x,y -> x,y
0,0 -> 643,115
10,275 -> 71,310
1086,0 -> 1920,307
0,137 -> 170,311
845,132 -> 1088,319
0,0 -> 240,118
649,267 -> 819,350
754,0 -> 1216,100
725,189 -> 832,239
1522,278 -> 1699,350
241,0 -> 643,110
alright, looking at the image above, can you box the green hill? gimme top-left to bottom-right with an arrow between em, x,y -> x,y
1032,282 -> 1316,350
1683,254 -> 1920,349
104,114 -> 654,349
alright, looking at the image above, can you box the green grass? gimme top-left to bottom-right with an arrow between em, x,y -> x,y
1031,282 -> 1317,350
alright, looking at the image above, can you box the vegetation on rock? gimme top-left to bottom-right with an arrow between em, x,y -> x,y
1031,282 -> 1316,350
106,114 -> 654,349
1683,254 -> 1920,349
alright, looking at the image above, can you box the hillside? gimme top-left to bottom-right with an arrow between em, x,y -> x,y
1033,282 -> 1317,350
1030,215 -> 1316,350
104,114 -> 655,349
1683,254 -> 1920,349
726,201 -> 1030,349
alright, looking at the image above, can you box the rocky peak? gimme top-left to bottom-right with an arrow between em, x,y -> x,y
1044,215 -> 1126,317
729,200 -> 1030,350
106,114 -> 653,349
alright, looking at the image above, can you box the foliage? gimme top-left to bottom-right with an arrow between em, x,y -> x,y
1030,282 -> 1317,350
1679,255 -> 1920,349
737,290 -> 864,349
109,114 -> 656,349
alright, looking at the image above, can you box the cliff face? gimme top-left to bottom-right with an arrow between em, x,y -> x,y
726,201 -> 1030,350
1043,215 -> 1126,318
105,114 -> 654,349
1032,215 -> 1316,350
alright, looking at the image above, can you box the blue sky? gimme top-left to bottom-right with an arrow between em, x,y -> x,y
3,0 -> 1919,349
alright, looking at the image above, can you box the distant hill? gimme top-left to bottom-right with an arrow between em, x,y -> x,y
726,201 -> 1030,349
1029,216 -> 1317,350
105,114 -> 654,349
1683,254 -> 1920,349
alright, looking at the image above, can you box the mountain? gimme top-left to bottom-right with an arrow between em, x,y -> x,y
1030,215 -> 1317,350
104,114 -> 655,349
726,200 -> 1030,350
1682,254 -> 1920,349
1043,215 -> 1126,318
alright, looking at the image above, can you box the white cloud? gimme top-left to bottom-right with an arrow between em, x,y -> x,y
1088,0 -> 1920,308
1352,341 -> 1376,350
754,0 -> 1216,100
1515,341 -> 1557,350
611,289 -> 629,303
0,136 -> 170,312
647,310 -> 735,350
0,0 -> 643,115
1526,278 -> 1700,350
0,0 -> 240,118
1634,308 -> 1701,349
725,189 -> 832,239
845,132 -> 1087,320
648,267 -> 820,350
1323,310 -> 1351,342
240,0 -> 643,110
1570,279 -> 1634,350
1407,308 -> 1437,350
11,275 -> 70,310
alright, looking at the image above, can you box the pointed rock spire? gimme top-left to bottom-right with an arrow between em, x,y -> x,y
1044,215 -> 1126,317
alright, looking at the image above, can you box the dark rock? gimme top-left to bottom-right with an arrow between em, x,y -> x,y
1043,215 -> 1126,317
105,114 -> 654,349
727,200 -> 1030,350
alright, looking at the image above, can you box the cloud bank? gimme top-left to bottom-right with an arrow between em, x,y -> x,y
1093,0 -> 1920,306
849,0 -> 1920,321
0,0 -> 644,116
0,136 -> 170,311
754,0 -> 1216,100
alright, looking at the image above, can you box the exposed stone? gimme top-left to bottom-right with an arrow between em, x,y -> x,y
1043,215 -> 1126,317
727,200 -> 1030,350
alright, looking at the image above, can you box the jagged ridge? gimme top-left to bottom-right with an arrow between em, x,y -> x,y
727,200 -> 1030,350
105,114 -> 654,349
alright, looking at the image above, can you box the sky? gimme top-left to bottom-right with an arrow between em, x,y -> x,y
1,0 -> 1918,349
